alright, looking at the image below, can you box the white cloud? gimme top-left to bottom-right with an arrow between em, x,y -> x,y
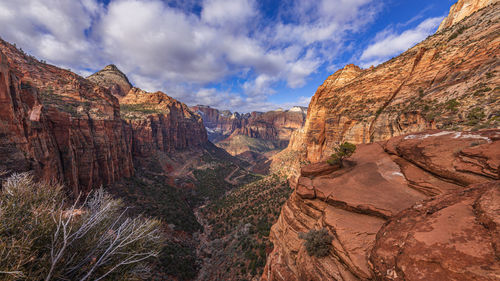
202,0 -> 256,26
0,0 -> 381,112
360,16 -> 443,67
0,0 -> 103,68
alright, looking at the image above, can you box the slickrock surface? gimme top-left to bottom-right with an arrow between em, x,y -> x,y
438,0 -> 500,31
0,39 -> 133,194
262,129 -> 500,281
87,64 -> 132,97
370,180 -> 500,281
298,2 -> 499,163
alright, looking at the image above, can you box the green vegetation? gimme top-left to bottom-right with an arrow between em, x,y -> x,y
466,107 -> 485,125
327,142 -> 356,167
120,103 -> 165,119
299,228 -> 333,258
448,25 -> 469,41
158,241 -> 199,281
445,98 -> 460,112
0,173 -> 162,281
39,90 -> 91,117
109,175 -> 201,233
202,174 -> 292,279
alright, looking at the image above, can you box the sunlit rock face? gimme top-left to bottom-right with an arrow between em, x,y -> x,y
0,38 -> 134,194
0,39 -> 208,194
262,129 -> 500,281
438,0 -> 500,31
296,2 -> 499,163
87,64 -> 132,98
263,2 -> 500,280
192,105 -> 306,155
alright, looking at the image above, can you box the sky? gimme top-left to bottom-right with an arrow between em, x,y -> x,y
0,0 -> 455,112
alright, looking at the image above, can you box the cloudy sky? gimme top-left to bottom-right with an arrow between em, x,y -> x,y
0,0 -> 454,112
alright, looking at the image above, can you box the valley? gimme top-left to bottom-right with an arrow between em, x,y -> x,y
0,0 -> 499,280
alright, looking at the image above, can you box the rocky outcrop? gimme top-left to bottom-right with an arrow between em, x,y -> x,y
192,105 -> 307,156
262,129 -> 500,281
0,39 -> 208,194
299,3 -> 499,163
191,105 -> 252,142
370,180 -> 500,281
120,88 -> 207,156
0,39 -> 134,194
87,64 -> 132,97
438,0 -> 500,31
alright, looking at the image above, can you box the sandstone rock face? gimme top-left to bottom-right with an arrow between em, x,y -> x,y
191,105 -> 251,142
438,0 -> 500,31
262,129 -> 500,281
120,88 -> 207,156
0,39 -> 134,194
0,39 -> 208,194
300,3 -> 499,163
370,180 -> 500,281
87,64 -> 133,97
192,105 -> 306,155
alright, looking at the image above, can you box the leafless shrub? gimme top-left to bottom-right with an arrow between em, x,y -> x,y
0,173 -> 163,281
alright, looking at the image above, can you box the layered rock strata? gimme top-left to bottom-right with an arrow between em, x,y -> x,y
192,105 -> 306,155
297,2 -> 499,163
0,39 -> 134,194
0,38 -> 208,193
262,129 -> 500,281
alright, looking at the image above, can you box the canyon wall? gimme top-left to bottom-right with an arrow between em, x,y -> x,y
293,1 -> 499,163
265,2 -> 500,280
0,39 -> 208,194
263,129 -> 500,281
438,0 -> 499,31
0,39 -> 134,194
192,105 -> 306,155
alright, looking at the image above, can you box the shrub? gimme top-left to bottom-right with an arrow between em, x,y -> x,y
445,99 -> 460,112
0,173 -> 163,281
467,107 -> 485,125
299,228 -> 333,257
326,142 -> 356,167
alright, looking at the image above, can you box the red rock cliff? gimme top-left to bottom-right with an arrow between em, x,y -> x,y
192,105 -> 306,155
0,39 -> 209,194
262,129 -> 500,281
438,0 -> 500,31
120,88 -> 208,156
0,39 -> 134,194
264,2 -> 500,280
297,2 -> 499,163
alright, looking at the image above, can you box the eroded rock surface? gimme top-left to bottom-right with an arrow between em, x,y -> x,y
87,64 -> 132,97
298,2 -> 499,163
0,40 -> 209,194
262,130 -> 500,281
438,0 -> 500,31
192,105 -> 306,155
370,180 -> 500,281
0,39 -> 134,194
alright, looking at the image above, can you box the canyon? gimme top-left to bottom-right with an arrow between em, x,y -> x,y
192,105 -> 306,153
262,1 -> 500,280
0,0 -> 499,280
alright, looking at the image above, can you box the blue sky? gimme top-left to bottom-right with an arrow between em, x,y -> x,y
0,0 -> 454,112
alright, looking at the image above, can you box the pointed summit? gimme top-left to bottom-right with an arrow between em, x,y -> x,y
438,0 -> 499,31
87,64 -> 133,97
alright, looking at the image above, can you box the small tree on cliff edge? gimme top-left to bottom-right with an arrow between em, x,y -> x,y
326,142 -> 356,167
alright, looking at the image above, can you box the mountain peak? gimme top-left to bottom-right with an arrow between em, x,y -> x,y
438,0 -> 499,31
87,64 -> 132,97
